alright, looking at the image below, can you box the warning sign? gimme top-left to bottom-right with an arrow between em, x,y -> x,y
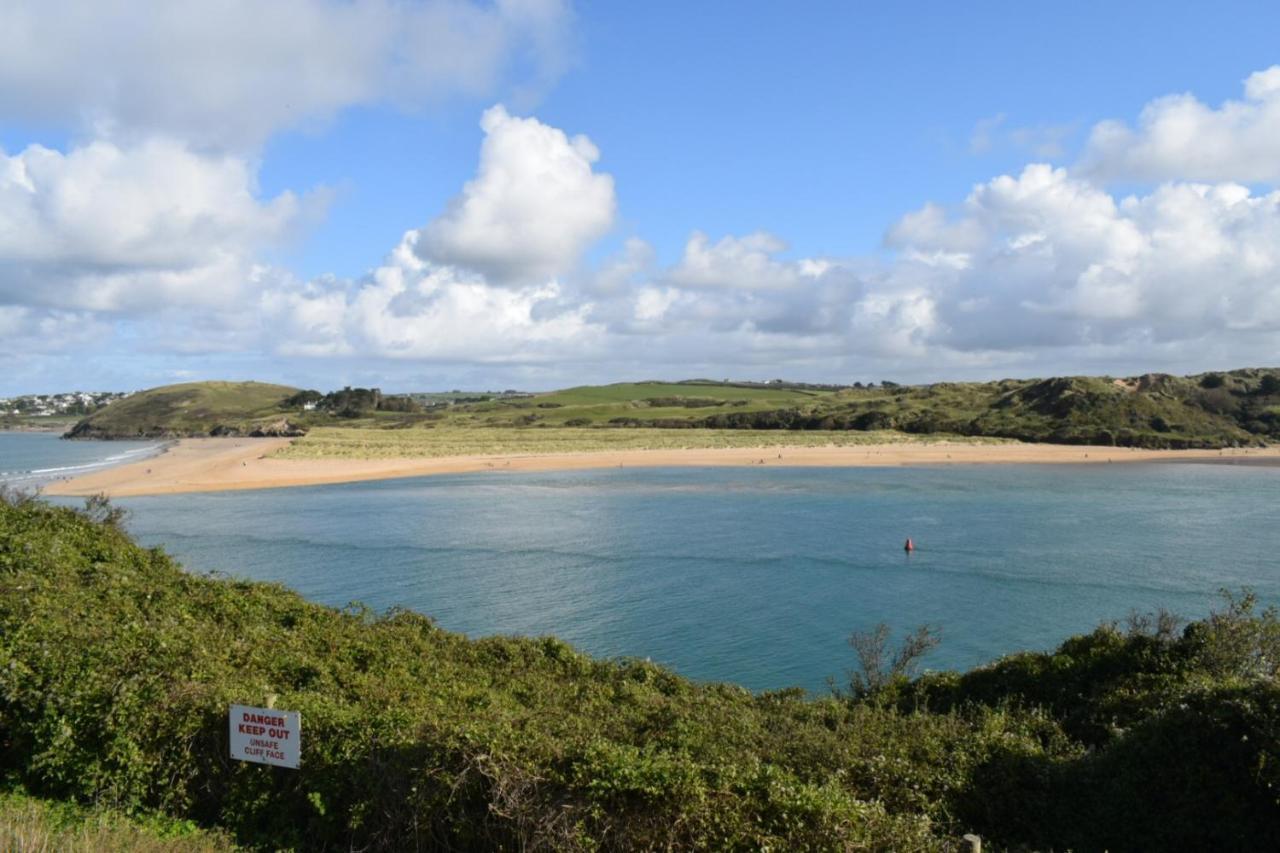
229,704 -> 301,769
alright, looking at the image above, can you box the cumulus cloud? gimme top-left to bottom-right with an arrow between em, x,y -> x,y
559,230 -> 850,372
0,138 -> 307,312
668,232 -> 815,291
884,164 -> 1280,353
1081,65 -> 1280,184
262,231 -> 604,363
416,105 -> 615,282
0,0 -> 573,149
0,305 -> 108,353
14,63 -> 1280,391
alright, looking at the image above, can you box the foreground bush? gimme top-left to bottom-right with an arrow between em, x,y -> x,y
0,789 -> 232,852
2,495 -> 1279,850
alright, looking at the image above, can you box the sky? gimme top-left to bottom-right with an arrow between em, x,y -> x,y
3,1 -> 1280,394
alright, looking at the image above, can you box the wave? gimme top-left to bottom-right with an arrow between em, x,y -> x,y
0,443 -> 166,485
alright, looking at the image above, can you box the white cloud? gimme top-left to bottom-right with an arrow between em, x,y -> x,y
416,105 -> 615,282
263,231 -> 604,363
0,305 -> 108,353
667,232 -> 811,291
15,63 -> 1280,392
1082,65 -> 1280,183
885,164 -> 1280,353
0,138 -> 307,312
589,231 -> 875,360
0,0 -> 573,150
590,238 -> 654,295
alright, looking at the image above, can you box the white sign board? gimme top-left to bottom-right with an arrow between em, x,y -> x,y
229,704 -> 301,769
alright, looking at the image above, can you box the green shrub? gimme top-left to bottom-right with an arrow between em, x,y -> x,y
0,789 -> 233,852
3,497 -> 1279,851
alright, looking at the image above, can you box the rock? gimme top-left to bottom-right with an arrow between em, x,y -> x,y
249,418 -> 307,438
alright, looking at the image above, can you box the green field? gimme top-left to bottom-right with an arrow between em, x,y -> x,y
64,369 -> 1280,449
0,414 -> 80,432
277,425 -> 1005,459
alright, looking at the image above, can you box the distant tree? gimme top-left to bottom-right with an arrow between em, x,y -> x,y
1124,607 -> 1183,642
284,390 -> 323,409
82,494 -> 128,527
843,622 -> 940,698
314,386 -> 383,417
1186,588 -> 1280,680
1259,375 -> 1280,395
1200,373 -> 1226,389
377,395 -> 423,413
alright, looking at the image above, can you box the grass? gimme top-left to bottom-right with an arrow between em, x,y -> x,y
0,790 -> 234,852
66,382 -> 300,439
0,415 -> 80,432
276,426 -> 1007,459
65,369 -> 1280,449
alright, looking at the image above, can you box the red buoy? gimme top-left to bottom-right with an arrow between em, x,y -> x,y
904,537 -> 915,553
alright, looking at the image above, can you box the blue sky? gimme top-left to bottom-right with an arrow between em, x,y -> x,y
3,1 -> 1280,394
258,1 -> 1280,276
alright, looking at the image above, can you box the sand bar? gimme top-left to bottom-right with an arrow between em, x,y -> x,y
39,437 -> 1280,497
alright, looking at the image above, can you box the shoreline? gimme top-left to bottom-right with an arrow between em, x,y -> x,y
41,437 -> 1280,497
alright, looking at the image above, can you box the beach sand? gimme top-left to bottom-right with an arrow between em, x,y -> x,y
40,437 -> 1280,497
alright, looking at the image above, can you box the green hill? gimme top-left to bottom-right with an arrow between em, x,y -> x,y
3,494 -> 1279,850
65,381 -> 303,439
476,370 -> 1280,449
64,370 -> 1280,449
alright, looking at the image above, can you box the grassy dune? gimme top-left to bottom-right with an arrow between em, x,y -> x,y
276,425 -> 1006,459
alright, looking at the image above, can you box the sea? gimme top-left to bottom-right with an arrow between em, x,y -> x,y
0,431 -> 165,489
4,431 -> 1278,693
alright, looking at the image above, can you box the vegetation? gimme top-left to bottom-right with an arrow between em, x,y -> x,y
0,789 -> 233,852
277,426 -> 1002,460
0,414 -> 81,432
65,369 -> 1280,449
380,372 -> 1280,449
65,382 -> 303,439
3,493 -> 1280,850
500,372 -> 1280,449
284,387 -> 424,417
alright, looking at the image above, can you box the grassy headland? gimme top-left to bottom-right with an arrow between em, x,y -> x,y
64,381 -> 304,440
65,369 -> 1280,451
3,494 -> 1279,850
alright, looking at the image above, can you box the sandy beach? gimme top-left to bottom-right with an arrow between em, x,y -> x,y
39,437 -> 1280,497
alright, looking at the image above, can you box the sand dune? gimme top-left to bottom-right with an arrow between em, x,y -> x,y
39,437 -> 1280,498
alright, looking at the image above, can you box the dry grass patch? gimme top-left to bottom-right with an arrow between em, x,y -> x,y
0,793 -> 234,852
275,426 -> 1010,460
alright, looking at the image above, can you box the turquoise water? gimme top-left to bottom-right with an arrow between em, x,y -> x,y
0,432 -> 163,489
7,432 -> 1279,692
